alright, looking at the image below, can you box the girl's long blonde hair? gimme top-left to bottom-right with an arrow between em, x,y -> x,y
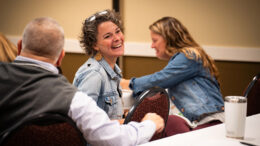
149,17 -> 220,84
0,33 -> 17,62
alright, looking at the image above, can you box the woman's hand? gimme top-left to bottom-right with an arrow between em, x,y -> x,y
120,78 -> 130,90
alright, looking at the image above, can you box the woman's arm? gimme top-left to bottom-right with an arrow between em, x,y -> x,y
130,53 -> 201,95
120,78 -> 130,90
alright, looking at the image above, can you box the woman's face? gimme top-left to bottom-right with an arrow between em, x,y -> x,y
95,21 -> 124,63
150,31 -> 170,60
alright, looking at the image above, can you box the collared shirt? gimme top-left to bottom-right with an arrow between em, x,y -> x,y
15,56 -> 156,146
73,57 -> 124,119
16,56 -> 59,74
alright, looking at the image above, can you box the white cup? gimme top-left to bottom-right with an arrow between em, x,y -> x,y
224,96 -> 247,139
122,89 -> 135,110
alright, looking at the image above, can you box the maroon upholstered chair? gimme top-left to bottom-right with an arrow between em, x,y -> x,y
243,73 -> 260,116
123,86 -> 170,141
0,113 -> 86,146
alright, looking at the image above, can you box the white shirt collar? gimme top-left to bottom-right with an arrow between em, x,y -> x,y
15,56 -> 59,74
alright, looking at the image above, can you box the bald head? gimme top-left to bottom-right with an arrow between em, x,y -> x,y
22,17 -> 64,61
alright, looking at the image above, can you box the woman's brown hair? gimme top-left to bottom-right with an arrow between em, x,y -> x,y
149,17 -> 220,84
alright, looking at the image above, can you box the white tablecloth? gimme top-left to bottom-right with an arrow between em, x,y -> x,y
140,114 -> 260,146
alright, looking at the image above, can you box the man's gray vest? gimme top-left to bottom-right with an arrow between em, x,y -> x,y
0,61 -> 77,135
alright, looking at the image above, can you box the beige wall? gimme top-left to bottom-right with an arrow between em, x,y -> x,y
122,0 -> 260,48
1,0 -> 259,97
0,0 -> 112,39
1,0 -> 259,49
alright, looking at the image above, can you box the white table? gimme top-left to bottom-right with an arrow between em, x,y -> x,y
140,114 -> 260,146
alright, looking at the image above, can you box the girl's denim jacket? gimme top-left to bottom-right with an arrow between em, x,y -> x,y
73,57 -> 123,119
130,53 -> 224,122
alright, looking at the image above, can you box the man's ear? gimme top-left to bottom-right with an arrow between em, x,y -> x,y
17,40 -> 22,55
56,49 -> 65,67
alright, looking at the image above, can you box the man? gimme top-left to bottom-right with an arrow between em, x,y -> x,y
0,17 -> 164,146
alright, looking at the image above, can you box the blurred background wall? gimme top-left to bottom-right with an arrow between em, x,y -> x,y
1,0 -> 259,97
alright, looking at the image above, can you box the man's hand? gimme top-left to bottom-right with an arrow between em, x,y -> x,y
141,113 -> 165,133
118,119 -> 125,124
112,119 -> 125,125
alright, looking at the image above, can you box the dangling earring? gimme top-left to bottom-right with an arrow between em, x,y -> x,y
94,51 -> 102,61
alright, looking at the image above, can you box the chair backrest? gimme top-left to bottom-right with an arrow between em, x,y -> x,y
124,86 -> 170,141
243,73 -> 260,116
0,113 -> 86,146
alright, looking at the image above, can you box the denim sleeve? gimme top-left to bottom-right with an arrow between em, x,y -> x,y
130,53 -> 201,95
75,70 -> 102,102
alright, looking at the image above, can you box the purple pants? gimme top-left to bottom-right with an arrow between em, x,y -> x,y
164,115 -> 222,137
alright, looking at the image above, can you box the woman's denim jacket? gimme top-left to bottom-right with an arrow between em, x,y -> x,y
130,53 -> 224,122
73,57 -> 123,119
